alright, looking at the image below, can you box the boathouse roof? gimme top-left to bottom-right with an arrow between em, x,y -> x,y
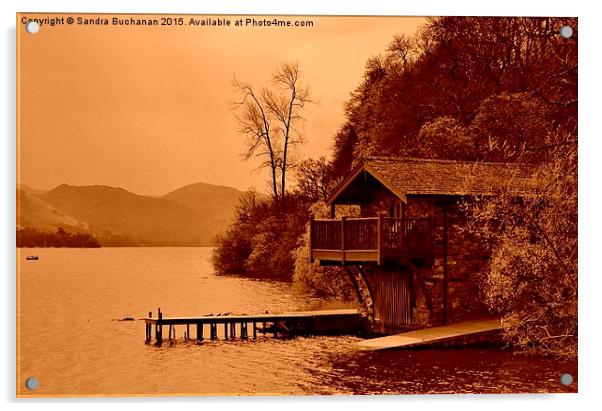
326,157 -> 539,206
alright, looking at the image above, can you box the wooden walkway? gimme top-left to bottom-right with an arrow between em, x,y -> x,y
357,318 -> 501,350
143,308 -> 361,346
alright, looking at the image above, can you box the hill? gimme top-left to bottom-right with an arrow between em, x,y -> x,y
162,182 -> 244,227
17,189 -> 89,233
35,183 -> 244,246
17,183 -> 47,196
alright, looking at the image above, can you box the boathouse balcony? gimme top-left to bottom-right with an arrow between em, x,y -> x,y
309,215 -> 433,266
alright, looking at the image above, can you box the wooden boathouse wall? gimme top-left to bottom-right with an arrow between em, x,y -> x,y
364,266 -> 413,334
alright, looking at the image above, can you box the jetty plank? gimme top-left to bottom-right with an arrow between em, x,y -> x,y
142,308 -> 359,325
357,318 -> 500,350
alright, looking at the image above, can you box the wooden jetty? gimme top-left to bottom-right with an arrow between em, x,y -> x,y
356,318 -> 501,351
143,308 -> 362,346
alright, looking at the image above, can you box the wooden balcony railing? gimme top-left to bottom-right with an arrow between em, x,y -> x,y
309,215 -> 432,265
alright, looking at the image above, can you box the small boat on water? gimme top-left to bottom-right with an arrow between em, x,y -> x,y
26,256 -> 39,261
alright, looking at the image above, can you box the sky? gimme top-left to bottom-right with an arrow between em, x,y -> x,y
17,14 -> 425,195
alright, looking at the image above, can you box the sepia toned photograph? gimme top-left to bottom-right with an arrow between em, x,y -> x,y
16,13 -> 577,396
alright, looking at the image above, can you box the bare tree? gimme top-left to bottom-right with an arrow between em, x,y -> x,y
232,62 -> 312,201
231,78 -> 279,199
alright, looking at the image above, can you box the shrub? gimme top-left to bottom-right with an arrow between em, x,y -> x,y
212,191 -> 310,280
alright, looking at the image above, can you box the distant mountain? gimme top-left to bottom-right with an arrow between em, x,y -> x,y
17,189 -> 89,232
32,183 -> 245,246
17,183 -> 47,196
162,182 -> 244,225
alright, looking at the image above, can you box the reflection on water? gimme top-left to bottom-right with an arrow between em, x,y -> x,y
17,247 -> 576,396
324,347 -> 577,394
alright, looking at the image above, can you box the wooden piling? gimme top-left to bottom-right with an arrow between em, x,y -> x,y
377,213 -> 384,265
224,322 -> 228,340
155,308 -> 163,346
241,322 -> 248,339
145,311 -> 152,343
309,215 -> 315,263
230,322 -> 236,339
186,323 -> 190,341
210,322 -> 217,340
253,322 -> 257,339
168,324 -> 173,343
196,322 -> 203,342
341,216 -> 347,265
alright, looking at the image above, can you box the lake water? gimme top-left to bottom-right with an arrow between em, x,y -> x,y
17,247 -> 577,396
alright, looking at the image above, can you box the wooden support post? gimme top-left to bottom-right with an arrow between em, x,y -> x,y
224,322 -> 229,340
196,322 -> 203,342
186,323 -> 190,341
378,213 -> 385,265
241,322 -> 248,339
145,311 -> 152,344
262,322 -> 266,335
253,322 -> 257,339
210,323 -> 217,340
309,214 -> 314,263
341,216 -> 347,264
168,325 -> 173,343
443,207 -> 448,325
230,322 -> 236,339
154,308 -> 163,346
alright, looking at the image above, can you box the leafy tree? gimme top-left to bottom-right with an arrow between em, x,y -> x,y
332,17 -> 577,167
470,93 -> 556,162
295,157 -> 332,202
466,136 -> 577,356
212,190 -> 265,275
212,191 -> 311,280
417,116 -> 475,160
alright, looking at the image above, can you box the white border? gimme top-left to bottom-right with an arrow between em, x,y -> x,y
3,1 -> 600,410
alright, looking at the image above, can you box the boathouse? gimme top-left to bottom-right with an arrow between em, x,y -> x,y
309,157 -> 537,334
